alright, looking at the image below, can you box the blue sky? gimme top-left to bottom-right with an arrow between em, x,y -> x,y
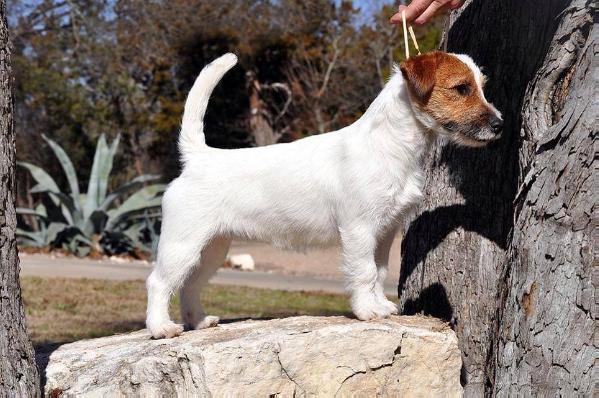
333,0 -> 399,26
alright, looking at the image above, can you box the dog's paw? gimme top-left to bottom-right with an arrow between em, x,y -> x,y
148,321 -> 184,339
194,315 -> 220,330
183,313 -> 220,330
353,307 -> 393,321
352,294 -> 395,321
379,298 -> 399,315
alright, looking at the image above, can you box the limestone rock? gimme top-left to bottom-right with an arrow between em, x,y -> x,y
44,316 -> 462,397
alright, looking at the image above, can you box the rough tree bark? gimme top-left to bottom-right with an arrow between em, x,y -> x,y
247,71 -> 281,146
494,2 -> 595,394
397,0 -> 595,396
0,0 -> 40,395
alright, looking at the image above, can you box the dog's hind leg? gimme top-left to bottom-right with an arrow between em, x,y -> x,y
180,236 -> 231,330
340,224 -> 396,321
374,229 -> 399,315
146,233 -> 208,339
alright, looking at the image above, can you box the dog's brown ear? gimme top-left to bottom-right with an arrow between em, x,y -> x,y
399,52 -> 438,103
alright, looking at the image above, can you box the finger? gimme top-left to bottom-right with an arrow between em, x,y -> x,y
413,2 -> 447,25
390,5 -> 408,23
390,0 -> 435,24
449,0 -> 465,9
412,0 -> 463,25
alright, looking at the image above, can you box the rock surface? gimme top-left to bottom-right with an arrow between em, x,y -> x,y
44,316 -> 462,397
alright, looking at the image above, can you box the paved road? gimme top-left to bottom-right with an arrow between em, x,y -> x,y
19,254 -> 398,295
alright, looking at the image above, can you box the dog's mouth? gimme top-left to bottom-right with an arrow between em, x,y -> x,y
442,122 -> 501,147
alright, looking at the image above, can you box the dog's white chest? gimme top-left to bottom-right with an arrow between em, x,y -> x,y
380,170 -> 425,227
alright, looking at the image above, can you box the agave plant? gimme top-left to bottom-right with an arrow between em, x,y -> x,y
18,134 -> 164,256
16,204 -> 66,247
113,211 -> 162,259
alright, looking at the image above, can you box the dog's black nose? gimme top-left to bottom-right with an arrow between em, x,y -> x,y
489,115 -> 504,133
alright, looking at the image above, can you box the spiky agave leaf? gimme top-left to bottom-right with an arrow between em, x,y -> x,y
63,237 -> 91,257
105,184 -> 165,231
46,191 -> 85,227
16,228 -> 45,246
122,222 -> 145,247
18,161 -> 76,224
45,222 -> 68,244
41,134 -> 81,211
16,207 -> 48,221
101,135 -> 120,203
16,221 -> 67,247
35,203 -> 47,218
99,174 -> 161,212
84,134 -> 120,220
83,134 -> 107,219
17,204 -> 48,247
18,161 -> 60,198
120,212 -> 161,257
82,176 -> 160,236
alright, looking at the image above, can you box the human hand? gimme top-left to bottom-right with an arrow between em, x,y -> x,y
390,0 -> 465,25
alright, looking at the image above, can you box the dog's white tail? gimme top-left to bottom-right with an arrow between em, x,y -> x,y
179,53 -> 238,161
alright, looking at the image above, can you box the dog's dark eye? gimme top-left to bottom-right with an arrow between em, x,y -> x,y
453,83 -> 470,96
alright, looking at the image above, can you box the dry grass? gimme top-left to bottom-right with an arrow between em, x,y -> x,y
21,276 -> 351,347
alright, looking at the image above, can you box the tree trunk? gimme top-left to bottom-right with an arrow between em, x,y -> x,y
494,2 -> 595,394
397,0 -> 594,396
247,71 -> 281,147
0,1 -> 40,395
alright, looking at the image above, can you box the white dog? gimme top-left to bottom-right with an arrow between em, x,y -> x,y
146,51 -> 503,338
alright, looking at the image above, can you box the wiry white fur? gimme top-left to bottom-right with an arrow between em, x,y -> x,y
147,53 -> 444,339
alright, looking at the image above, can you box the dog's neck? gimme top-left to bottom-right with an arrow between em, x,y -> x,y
357,71 -> 436,168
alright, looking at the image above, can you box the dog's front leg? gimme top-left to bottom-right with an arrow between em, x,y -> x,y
340,224 -> 397,321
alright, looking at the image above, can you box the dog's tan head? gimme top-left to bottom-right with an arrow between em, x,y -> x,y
400,51 -> 503,146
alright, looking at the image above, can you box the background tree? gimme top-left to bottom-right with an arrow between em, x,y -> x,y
0,0 -> 39,394
397,0 -> 595,395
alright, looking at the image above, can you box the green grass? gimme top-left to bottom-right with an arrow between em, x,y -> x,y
21,276 -> 351,347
